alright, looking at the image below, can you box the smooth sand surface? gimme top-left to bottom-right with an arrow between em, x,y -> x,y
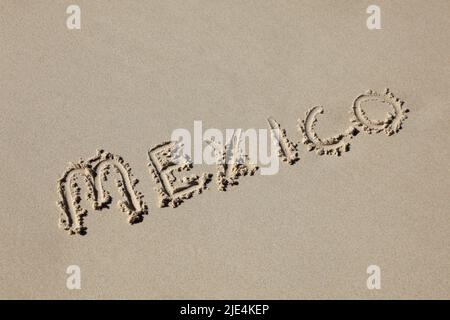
1,0 -> 449,299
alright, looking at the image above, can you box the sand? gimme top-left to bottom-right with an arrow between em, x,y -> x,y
1,0 -> 449,299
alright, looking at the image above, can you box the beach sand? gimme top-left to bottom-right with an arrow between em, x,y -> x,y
1,0 -> 449,299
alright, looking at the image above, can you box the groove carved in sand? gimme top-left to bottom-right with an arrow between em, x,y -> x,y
208,130 -> 259,191
57,150 -> 148,235
147,141 -> 212,208
267,117 -> 299,164
350,88 -> 409,135
57,88 -> 411,235
298,106 -> 359,156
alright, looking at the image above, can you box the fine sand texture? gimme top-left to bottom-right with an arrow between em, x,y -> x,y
1,0 -> 449,299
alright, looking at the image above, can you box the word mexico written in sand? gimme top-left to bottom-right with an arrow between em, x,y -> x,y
57,88 -> 410,235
